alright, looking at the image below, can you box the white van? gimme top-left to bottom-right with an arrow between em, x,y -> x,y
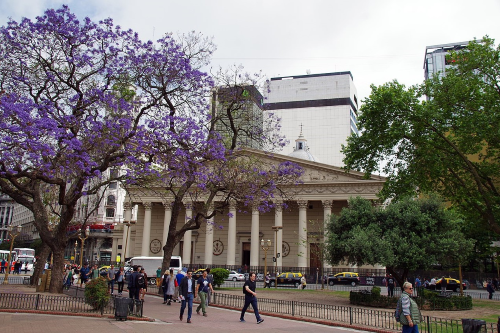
128,256 -> 182,285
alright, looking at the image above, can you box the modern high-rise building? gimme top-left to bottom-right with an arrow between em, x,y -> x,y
212,85 -> 264,150
424,41 -> 475,80
266,72 -> 358,166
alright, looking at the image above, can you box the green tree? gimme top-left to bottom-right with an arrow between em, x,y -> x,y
325,196 -> 474,287
342,37 -> 500,235
209,268 -> 229,288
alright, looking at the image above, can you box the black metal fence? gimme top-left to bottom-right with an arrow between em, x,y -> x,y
0,292 -> 114,315
62,285 -> 143,317
0,276 -> 31,285
211,293 -> 498,333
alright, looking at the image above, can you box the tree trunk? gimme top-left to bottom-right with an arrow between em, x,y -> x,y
31,243 -> 50,286
48,244 -> 65,293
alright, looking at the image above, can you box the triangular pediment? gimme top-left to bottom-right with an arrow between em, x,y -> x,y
241,148 -> 385,185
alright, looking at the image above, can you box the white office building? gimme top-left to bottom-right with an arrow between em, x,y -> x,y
266,72 -> 359,166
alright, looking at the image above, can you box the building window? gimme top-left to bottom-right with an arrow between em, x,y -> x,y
107,195 -> 116,206
109,182 -> 117,189
106,208 -> 115,218
110,168 -> 119,179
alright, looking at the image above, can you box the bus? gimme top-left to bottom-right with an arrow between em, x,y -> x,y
0,250 -> 17,263
14,248 -> 35,272
13,248 -> 35,257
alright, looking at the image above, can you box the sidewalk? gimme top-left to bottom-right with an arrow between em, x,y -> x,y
0,285 -> 372,333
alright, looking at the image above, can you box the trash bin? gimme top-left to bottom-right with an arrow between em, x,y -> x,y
462,319 -> 486,333
115,297 -> 133,321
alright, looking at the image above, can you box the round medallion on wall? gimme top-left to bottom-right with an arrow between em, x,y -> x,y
150,239 -> 162,254
213,239 -> 224,256
282,241 -> 290,257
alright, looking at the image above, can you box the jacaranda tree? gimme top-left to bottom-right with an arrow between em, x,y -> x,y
0,7 -> 302,293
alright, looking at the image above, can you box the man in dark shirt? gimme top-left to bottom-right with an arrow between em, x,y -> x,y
195,270 -> 212,317
240,272 -> 264,324
79,263 -> 90,286
127,265 -> 140,300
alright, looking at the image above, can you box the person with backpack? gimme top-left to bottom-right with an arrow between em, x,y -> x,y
396,282 -> 422,333
138,267 -> 147,301
127,265 -> 140,300
387,274 -> 395,297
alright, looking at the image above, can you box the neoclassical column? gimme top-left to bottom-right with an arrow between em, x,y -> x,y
122,202 -> 132,258
182,202 -> 193,265
250,203 -> 260,267
322,200 -> 332,233
226,201 -> 237,266
297,199 -> 308,268
162,201 -> 172,249
274,201 -> 283,268
204,204 -> 214,265
141,202 -> 152,256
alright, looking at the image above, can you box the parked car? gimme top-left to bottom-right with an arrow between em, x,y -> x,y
426,278 -> 467,292
227,271 -> 245,281
327,272 -> 360,286
192,268 -> 207,280
269,272 -> 303,288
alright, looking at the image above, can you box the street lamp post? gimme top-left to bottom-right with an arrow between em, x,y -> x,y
271,225 -> 282,289
78,226 -> 90,268
3,225 -> 22,285
73,240 -> 78,265
260,239 -> 271,282
123,221 -> 136,267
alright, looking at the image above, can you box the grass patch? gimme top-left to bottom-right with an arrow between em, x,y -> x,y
480,314 -> 499,323
472,298 -> 500,309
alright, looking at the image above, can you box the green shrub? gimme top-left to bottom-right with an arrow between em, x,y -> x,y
210,268 -> 229,288
84,277 -> 110,310
372,286 -> 381,296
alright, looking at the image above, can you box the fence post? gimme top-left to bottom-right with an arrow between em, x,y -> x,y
427,315 -> 431,333
35,294 -> 40,310
349,307 -> 353,325
292,301 -> 295,316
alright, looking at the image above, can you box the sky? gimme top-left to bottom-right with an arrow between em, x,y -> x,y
0,0 -> 499,103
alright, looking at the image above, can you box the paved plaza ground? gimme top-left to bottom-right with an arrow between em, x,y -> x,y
0,284 -> 372,333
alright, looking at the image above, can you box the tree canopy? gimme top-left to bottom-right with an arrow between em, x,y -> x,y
0,7 -> 302,293
325,196 -> 474,287
342,37 -> 500,235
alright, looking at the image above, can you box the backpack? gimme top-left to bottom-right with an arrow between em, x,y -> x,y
243,282 -> 249,295
394,296 -> 409,325
136,274 -> 146,288
394,297 -> 402,322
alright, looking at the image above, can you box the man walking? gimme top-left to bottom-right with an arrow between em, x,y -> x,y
107,264 -> 116,295
387,274 -> 395,297
195,270 -> 213,317
240,272 -> 264,324
179,270 -> 194,324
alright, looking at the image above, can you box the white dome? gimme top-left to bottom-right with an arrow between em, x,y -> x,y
287,128 -> 320,162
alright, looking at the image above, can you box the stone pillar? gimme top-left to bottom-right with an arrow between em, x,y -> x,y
182,202 -> 193,265
250,204 -> 260,267
204,204 -> 214,265
322,200 -> 332,233
297,200 -> 308,268
122,202 -> 132,259
141,202 -> 152,256
227,201 -> 237,266
274,201 -> 283,268
162,201 -> 172,250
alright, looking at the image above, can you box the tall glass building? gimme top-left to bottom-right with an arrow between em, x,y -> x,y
424,41 -> 473,80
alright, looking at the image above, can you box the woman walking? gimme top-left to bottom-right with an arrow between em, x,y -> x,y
162,269 -> 175,305
116,266 -> 125,295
